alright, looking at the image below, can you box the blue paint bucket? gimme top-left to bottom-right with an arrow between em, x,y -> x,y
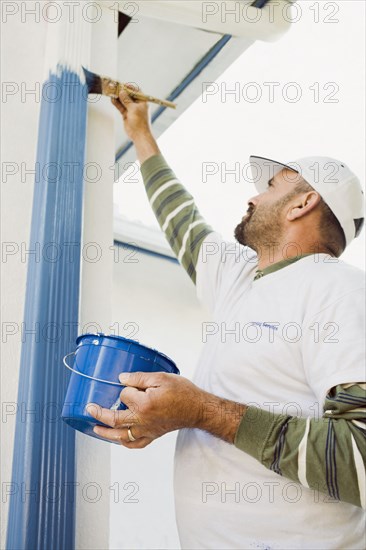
61,333 -> 179,441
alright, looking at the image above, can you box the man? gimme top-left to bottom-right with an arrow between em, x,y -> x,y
87,89 -> 366,549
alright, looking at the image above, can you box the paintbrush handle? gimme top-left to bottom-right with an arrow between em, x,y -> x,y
99,76 -> 176,109
120,84 -> 176,110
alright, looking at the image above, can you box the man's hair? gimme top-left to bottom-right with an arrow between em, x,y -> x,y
294,179 -> 346,257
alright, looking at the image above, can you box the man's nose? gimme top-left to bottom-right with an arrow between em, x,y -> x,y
247,197 -> 258,209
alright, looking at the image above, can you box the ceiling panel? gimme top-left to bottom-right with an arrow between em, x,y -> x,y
116,15 -> 253,169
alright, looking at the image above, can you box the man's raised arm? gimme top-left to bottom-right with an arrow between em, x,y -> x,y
112,88 -> 214,285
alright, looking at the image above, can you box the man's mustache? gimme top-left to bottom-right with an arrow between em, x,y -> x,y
242,207 -> 255,220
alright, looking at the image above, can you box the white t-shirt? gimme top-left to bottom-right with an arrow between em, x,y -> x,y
174,232 -> 365,550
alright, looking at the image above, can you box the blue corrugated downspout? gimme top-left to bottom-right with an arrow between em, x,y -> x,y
6,67 -> 87,550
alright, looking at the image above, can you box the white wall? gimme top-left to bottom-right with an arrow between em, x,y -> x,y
0,12 -> 47,545
110,247 -> 207,549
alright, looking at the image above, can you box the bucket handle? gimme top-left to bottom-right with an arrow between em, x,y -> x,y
63,352 -> 123,387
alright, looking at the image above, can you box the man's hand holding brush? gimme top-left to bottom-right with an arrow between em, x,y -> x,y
112,86 -> 161,165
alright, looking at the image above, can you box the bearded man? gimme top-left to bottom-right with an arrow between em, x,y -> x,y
88,89 -> 366,550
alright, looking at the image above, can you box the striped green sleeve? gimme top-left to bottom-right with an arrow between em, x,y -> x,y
234,383 -> 366,508
140,154 -> 214,284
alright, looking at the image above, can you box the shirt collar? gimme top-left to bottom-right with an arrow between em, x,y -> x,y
254,253 -> 315,281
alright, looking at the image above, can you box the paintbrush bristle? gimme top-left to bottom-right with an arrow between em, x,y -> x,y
82,66 -> 102,95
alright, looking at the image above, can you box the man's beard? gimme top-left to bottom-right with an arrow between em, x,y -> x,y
234,193 -> 294,253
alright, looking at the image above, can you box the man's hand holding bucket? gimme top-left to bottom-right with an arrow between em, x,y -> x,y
86,372 -> 247,448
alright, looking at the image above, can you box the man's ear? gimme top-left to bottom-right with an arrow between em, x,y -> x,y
287,191 -> 321,221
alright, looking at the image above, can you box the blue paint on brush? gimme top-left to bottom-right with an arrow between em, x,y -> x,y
6,66 -> 88,550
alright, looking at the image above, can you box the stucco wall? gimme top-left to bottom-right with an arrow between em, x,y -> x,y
1,11 -> 47,545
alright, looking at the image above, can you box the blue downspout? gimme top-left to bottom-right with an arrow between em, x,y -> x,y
6,67 -> 88,550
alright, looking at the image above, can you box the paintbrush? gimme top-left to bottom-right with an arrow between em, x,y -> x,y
82,67 -> 176,110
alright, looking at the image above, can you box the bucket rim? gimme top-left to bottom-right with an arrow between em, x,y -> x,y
75,333 -> 178,369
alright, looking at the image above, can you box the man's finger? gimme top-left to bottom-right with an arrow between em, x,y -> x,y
93,425 -> 153,449
93,425 -> 137,443
124,82 -> 140,92
93,425 -> 125,445
119,385 -> 143,407
111,97 -> 126,115
118,371 -> 165,389
118,86 -> 136,107
86,403 -> 138,428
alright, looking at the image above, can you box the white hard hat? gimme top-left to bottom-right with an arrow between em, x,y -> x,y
249,155 -> 365,247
